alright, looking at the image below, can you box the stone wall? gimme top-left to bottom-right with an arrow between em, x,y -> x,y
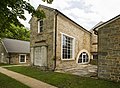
30,5 -> 92,70
0,39 -> 30,64
90,30 -> 98,59
30,5 -> 55,69
10,53 -> 30,64
0,39 -> 9,63
90,30 -> 98,53
98,18 -> 120,82
56,14 -> 91,70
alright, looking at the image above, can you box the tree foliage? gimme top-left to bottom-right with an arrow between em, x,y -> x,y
42,0 -> 53,4
0,24 -> 30,41
0,0 -> 53,32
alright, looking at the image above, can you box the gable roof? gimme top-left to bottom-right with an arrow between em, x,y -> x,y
2,38 -> 30,53
93,14 -> 120,31
29,4 -> 91,34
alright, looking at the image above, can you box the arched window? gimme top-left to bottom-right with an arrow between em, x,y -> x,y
78,52 -> 89,63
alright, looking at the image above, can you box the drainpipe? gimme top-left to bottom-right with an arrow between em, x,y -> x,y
93,28 -> 99,77
53,10 -> 58,71
8,53 -> 11,64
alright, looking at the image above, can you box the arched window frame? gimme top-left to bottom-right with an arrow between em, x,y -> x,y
76,49 -> 90,64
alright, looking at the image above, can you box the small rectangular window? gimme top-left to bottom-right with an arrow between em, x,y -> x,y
19,54 -> 26,63
38,20 -> 43,33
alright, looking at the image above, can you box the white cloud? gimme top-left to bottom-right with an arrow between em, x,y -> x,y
84,0 -> 120,20
21,0 -> 120,30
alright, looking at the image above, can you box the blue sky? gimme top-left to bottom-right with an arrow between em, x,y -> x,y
21,0 -> 120,30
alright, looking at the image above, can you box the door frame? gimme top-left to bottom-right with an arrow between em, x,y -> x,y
34,46 -> 47,66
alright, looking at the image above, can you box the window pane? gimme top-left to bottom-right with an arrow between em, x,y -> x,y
78,52 -> 89,63
62,35 -> 73,59
40,20 -> 43,26
20,55 -> 25,62
38,20 -> 43,33
40,27 -> 43,32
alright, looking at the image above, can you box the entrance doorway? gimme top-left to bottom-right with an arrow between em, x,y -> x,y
34,46 -> 47,66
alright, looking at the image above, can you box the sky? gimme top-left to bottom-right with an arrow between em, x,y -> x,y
20,0 -> 120,30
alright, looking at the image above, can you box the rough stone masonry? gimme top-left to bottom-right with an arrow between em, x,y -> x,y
98,17 -> 120,82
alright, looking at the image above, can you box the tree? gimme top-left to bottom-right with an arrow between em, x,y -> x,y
0,24 -> 30,41
42,0 -> 53,3
0,0 -> 53,32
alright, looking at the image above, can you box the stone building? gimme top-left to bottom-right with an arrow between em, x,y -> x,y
94,15 -> 120,82
30,5 -> 91,70
0,38 -> 30,65
90,21 -> 103,59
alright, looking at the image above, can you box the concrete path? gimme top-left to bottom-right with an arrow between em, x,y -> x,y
0,67 -> 57,88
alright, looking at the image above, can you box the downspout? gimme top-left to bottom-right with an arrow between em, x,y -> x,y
96,29 -> 99,78
8,53 -> 11,64
53,11 -> 58,71
93,28 -> 99,77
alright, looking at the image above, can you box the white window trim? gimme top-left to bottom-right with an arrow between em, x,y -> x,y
61,32 -> 75,60
19,54 -> 26,63
38,20 -> 40,33
38,20 -> 43,33
76,49 -> 90,64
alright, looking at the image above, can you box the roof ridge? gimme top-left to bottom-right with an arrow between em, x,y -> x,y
3,38 -> 30,43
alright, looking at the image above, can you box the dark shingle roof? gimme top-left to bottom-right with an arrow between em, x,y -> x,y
2,38 -> 30,53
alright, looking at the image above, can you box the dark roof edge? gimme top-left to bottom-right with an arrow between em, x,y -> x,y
93,14 -> 120,31
2,38 -> 30,43
55,9 -> 91,34
31,4 -> 91,34
38,4 -> 55,11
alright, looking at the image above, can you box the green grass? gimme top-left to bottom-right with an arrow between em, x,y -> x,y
5,66 -> 120,88
0,63 -> 16,66
0,63 -> 10,66
0,72 -> 29,88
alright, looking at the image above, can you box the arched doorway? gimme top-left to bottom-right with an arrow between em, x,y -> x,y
77,49 -> 90,64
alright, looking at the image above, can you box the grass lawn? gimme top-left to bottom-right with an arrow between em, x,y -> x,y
0,72 -> 29,88
5,66 -> 120,88
0,63 -> 10,66
0,63 -> 17,67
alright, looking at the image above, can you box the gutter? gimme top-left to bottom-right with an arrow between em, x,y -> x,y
93,28 -> 98,35
53,11 -> 58,71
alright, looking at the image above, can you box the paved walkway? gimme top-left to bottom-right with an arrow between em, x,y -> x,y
56,64 -> 97,77
0,67 -> 57,88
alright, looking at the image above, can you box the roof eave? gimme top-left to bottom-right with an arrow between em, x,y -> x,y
55,9 -> 91,34
93,14 -> 120,31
